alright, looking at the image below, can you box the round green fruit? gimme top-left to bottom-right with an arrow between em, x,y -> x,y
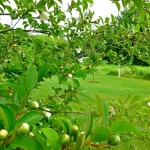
0,129 -> 8,141
61,134 -> 70,145
17,123 -> 30,135
71,125 -> 79,134
108,135 -> 121,146
30,101 -> 39,109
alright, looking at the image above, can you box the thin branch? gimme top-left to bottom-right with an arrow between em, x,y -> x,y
39,108 -> 98,116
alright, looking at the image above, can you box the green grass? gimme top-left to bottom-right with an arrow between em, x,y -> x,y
30,70 -> 150,105
79,74 -> 150,100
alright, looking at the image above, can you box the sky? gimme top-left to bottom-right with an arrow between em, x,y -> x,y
0,0 -> 121,27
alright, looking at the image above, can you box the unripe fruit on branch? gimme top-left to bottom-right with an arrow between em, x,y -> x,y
108,135 -> 121,146
29,101 -> 39,109
0,129 -> 8,141
71,125 -> 79,134
61,134 -> 70,145
68,74 -> 73,78
71,125 -> 79,140
17,123 -> 30,135
29,132 -> 34,137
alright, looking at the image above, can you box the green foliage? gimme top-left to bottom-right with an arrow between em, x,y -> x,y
0,0 -> 149,149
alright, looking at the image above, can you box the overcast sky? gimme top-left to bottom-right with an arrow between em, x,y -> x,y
0,0 -> 121,27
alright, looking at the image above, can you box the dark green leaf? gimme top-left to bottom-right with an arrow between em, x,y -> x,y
0,103 -> 15,132
37,0 -> 47,9
38,64 -> 50,81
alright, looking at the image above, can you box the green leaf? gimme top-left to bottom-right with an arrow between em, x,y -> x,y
16,110 -> 43,128
72,79 -> 80,89
134,24 -> 140,32
37,0 -> 47,9
5,5 -> 13,13
111,14 -> 115,24
41,128 -> 60,150
12,92 -> 20,105
3,80 -> 26,99
76,70 -> 86,79
34,132 -> 49,150
38,64 -> 50,81
111,120 -> 141,133
76,132 -> 86,149
10,135 -> 42,150
131,0 -> 143,12
84,108 -> 93,138
85,0 -> 93,4
91,125 -> 110,142
96,94 -> 109,125
26,65 -> 38,90
0,103 -> 15,132
58,76 -> 67,84
115,1 -> 121,11
15,28 -> 25,36
139,10 -> 145,22
57,117 -> 72,134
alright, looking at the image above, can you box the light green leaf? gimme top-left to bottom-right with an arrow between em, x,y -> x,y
57,117 -> 72,134
96,94 -> 109,125
41,128 -> 60,150
16,110 -> 43,128
85,0 -> 93,4
91,125 -> 110,142
76,70 -> 86,79
10,135 -> 42,150
58,76 -> 67,84
26,65 -> 38,90
0,103 -> 15,132
111,120 -> 141,133
132,0 -> 143,12
72,79 -> 80,89
84,108 -> 93,138
134,24 -> 140,32
12,92 -> 20,105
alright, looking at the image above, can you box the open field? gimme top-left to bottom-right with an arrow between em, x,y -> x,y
30,73 -> 150,102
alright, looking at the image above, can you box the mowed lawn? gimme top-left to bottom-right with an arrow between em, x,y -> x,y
30,74 -> 150,102
79,74 -> 150,99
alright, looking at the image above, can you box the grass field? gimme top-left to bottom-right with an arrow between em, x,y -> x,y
30,73 -> 150,103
